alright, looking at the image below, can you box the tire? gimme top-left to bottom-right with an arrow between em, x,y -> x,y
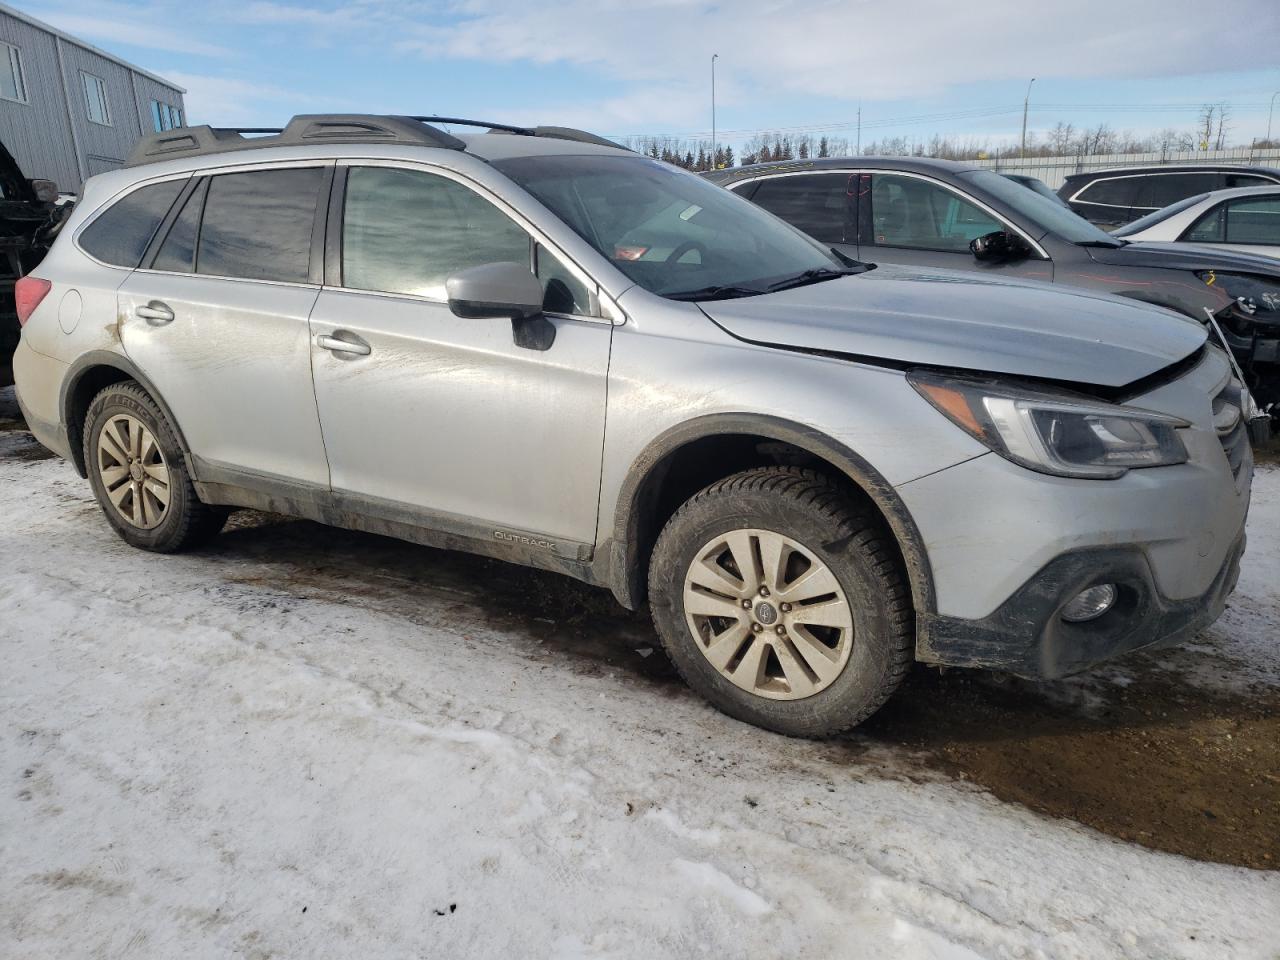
83,381 -> 227,552
648,467 -> 912,737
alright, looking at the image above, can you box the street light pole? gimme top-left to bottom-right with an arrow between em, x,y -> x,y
1268,91 -> 1279,146
1020,77 -> 1036,159
711,53 -> 719,169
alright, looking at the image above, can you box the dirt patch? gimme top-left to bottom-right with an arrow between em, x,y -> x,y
860,666 -> 1280,870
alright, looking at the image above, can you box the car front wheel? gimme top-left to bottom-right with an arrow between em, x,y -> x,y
648,467 -> 913,737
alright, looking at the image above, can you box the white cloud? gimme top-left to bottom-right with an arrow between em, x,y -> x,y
33,3 -> 231,58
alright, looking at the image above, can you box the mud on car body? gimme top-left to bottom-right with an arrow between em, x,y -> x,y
13,115 -> 1254,736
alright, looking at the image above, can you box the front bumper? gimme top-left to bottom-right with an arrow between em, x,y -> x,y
918,530 -> 1246,678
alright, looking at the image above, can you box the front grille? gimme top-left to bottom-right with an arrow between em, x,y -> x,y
1212,379 -> 1249,478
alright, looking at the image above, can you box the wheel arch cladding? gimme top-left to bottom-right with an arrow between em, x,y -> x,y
61,351 -> 193,479
608,413 -> 936,628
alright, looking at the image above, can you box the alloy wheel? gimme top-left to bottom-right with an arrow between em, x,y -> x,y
682,528 -> 854,700
96,413 -> 171,530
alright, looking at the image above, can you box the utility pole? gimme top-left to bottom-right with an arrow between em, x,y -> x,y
856,103 -> 861,155
1020,77 -> 1036,159
711,53 -> 719,169
1268,91 -> 1279,146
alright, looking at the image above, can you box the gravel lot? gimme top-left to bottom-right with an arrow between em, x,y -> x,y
1,385 -> 1277,959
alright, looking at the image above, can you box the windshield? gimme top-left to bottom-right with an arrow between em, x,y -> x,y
960,170 -> 1119,245
1112,193 -> 1210,237
493,155 -> 844,298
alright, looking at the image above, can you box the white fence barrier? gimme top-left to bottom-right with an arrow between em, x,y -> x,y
970,148 -> 1280,190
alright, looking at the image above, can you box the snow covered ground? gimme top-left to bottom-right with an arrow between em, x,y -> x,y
1,392 -> 1277,959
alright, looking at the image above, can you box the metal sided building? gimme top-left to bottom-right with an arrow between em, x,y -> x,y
0,2 -> 185,191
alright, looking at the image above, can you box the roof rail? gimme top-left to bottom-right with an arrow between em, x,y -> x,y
123,113 -> 628,168
125,114 -> 466,167
410,116 -> 629,151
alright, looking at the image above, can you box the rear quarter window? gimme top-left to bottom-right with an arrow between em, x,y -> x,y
78,179 -> 185,267
1074,177 -> 1139,207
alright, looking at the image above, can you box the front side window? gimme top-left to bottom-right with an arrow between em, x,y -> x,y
0,41 -> 26,103
79,178 -> 185,267
748,174 -> 851,243
493,155 -> 841,298
342,166 -> 529,300
198,167 -> 323,283
870,174 -> 1002,252
81,72 -> 110,125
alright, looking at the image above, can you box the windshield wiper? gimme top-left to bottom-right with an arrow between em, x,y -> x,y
665,283 -> 764,302
765,266 -> 862,292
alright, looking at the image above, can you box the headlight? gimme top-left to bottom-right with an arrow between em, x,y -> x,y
907,371 -> 1189,479
1197,271 -> 1280,316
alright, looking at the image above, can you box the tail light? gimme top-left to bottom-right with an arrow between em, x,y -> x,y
15,276 -> 52,327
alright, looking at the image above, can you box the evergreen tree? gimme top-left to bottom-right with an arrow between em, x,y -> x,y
798,141 -> 809,159
684,151 -> 695,169
695,146 -> 707,170
818,136 -> 829,158
723,146 -> 735,167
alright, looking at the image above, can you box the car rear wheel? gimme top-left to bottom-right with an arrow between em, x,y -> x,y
84,382 -> 227,552
648,467 -> 913,737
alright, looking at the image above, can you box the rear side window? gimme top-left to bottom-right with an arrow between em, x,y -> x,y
153,179 -> 207,273
197,167 -> 323,283
1075,177 -> 1139,208
79,179 -> 185,267
341,166 -> 530,300
749,174 -> 850,243
1134,173 -> 1218,210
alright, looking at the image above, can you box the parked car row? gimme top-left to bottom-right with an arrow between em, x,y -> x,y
11,115 -> 1260,737
706,157 -> 1280,417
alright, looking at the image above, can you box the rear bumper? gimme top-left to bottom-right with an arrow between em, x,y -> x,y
12,337 -> 72,461
918,530 -> 1246,678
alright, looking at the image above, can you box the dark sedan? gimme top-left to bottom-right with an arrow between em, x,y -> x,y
706,157 -> 1280,414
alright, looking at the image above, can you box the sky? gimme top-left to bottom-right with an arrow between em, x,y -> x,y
19,0 -> 1280,154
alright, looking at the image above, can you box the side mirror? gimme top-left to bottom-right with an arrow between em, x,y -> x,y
446,261 -> 555,351
446,261 -> 543,321
970,230 -> 1027,263
28,179 -> 59,204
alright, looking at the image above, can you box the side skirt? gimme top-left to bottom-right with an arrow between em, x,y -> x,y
190,456 -> 607,590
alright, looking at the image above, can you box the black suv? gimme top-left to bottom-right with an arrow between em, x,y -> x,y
1058,164 -> 1280,228
0,140 -> 65,383
706,156 -> 1280,417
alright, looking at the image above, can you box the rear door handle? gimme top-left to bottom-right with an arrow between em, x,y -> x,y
316,333 -> 371,357
135,301 -> 174,324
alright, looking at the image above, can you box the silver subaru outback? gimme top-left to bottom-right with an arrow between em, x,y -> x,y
13,115 -> 1252,737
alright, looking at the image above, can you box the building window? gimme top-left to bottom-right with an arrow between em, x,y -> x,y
0,41 -> 27,103
150,100 -> 185,132
81,72 -> 111,125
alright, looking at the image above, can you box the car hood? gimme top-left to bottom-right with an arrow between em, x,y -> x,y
1086,240 -> 1280,277
697,265 -> 1207,389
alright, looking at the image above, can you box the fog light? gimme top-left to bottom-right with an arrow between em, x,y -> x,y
1061,584 -> 1117,623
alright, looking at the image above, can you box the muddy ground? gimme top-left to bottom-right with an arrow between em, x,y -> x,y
3,387 -> 1277,871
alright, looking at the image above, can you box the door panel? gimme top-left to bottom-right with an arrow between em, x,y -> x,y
308,289 -> 611,545
862,173 -> 1053,282
118,272 -> 327,484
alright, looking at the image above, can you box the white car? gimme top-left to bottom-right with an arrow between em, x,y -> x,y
1113,185 -> 1280,258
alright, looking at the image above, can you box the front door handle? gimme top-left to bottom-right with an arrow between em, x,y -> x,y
316,332 -> 371,357
135,301 -> 174,324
